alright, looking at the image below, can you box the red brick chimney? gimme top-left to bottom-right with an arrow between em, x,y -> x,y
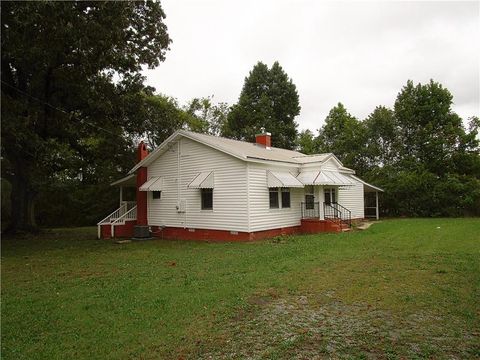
136,141 -> 149,228
255,130 -> 271,149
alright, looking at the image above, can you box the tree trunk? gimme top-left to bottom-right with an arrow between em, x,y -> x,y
5,164 -> 39,234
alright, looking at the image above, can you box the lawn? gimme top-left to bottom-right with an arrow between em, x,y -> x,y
2,219 -> 479,359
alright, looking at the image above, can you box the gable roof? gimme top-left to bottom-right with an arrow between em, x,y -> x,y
129,130 -> 349,174
181,130 -> 306,163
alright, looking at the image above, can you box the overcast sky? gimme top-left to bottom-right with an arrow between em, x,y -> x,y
143,1 -> 479,134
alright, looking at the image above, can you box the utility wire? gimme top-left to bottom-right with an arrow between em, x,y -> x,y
1,80 -> 118,136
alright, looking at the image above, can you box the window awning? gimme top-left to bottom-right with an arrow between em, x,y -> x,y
188,171 -> 214,189
315,170 -> 357,186
296,171 -> 319,185
267,171 -> 304,188
296,170 -> 357,186
139,177 -> 164,191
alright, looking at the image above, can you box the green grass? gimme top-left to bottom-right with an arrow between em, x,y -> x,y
2,219 -> 479,359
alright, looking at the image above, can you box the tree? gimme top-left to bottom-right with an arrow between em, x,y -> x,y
367,80 -> 480,217
316,103 -> 368,174
394,80 -> 468,175
140,94 -> 185,148
1,1 -> 171,232
226,61 -> 300,149
296,129 -> 317,154
183,96 -> 230,136
363,106 -> 398,168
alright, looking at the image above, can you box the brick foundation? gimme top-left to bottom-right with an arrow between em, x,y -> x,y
300,219 -> 341,233
102,218 -> 361,241
150,226 -> 277,242
149,220 -> 341,242
101,220 -> 136,239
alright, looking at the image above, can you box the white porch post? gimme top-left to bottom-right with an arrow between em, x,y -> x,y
119,186 -> 123,207
318,186 -> 325,220
375,191 -> 379,220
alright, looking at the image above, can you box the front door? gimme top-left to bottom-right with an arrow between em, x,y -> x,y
324,188 -> 338,217
324,188 -> 336,204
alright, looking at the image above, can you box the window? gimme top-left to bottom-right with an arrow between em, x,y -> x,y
152,191 -> 161,199
281,188 -> 290,208
201,188 -> 213,210
269,187 -> 279,208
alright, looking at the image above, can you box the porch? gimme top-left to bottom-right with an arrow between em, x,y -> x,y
300,201 -> 352,233
97,201 -> 137,239
97,174 -> 138,239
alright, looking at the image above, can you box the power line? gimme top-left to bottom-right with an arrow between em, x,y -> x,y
1,80 -> 119,136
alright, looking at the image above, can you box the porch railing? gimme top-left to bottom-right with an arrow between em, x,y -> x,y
97,201 -> 137,238
324,202 -> 352,228
110,205 -> 137,238
122,201 -> 137,211
97,203 -> 128,226
97,201 -> 136,226
301,202 -> 320,219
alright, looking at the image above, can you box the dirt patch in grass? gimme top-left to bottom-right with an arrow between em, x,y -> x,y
197,292 -> 479,359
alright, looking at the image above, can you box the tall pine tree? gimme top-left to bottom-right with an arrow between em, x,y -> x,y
225,61 -> 300,149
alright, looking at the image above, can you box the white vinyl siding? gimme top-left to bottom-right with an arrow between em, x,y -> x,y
321,158 -> 342,171
145,135 -> 366,233
337,181 -> 365,219
248,164 -> 303,232
147,137 -> 248,232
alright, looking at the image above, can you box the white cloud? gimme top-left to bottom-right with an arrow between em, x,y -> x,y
144,0 -> 480,134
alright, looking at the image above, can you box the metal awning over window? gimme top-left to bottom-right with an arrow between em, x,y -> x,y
296,170 -> 357,186
315,170 -> 357,186
139,177 -> 164,191
188,171 -> 214,189
296,171 -> 319,185
267,171 -> 304,188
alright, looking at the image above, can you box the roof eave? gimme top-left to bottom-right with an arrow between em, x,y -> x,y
246,156 -> 300,165
351,175 -> 384,192
110,174 -> 136,187
128,131 -> 182,174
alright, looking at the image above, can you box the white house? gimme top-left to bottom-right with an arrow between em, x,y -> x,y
98,130 -> 383,240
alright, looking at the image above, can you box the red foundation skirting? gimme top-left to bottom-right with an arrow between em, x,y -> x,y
101,220 -> 136,239
300,219 -> 341,233
149,219 -> 341,242
101,219 -> 355,241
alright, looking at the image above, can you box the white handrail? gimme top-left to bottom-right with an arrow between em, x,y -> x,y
97,203 -> 137,239
110,206 -> 137,238
97,203 -> 127,225
121,201 -> 137,211
111,206 -> 137,225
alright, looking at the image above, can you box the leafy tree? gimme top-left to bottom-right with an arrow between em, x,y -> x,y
363,106 -> 398,167
1,1 -> 171,232
296,129 -> 317,154
451,116 -> 480,178
368,80 -> 480,216
140,94 -> 185,148
313,81 -> 480,217
226,61 -> 300,149
184,96 -> 230,136
394,80 -> 468,175
317,103 -> 368,174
